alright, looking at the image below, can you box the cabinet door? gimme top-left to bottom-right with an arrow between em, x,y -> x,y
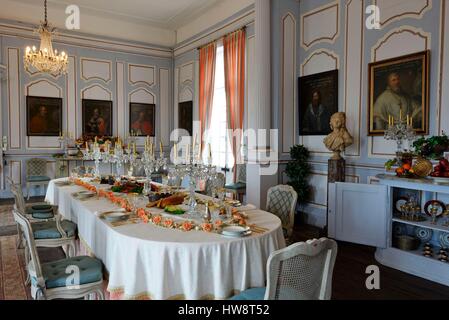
328,182 -> 389,248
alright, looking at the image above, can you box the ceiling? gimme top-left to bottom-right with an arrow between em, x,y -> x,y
16,0 -> 223,30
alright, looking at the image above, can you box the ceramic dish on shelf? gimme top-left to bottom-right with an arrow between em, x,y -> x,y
395,197 -> 408,212
424,200 -> 446,217
414,227 -> 433,243
439,232 -> 449,249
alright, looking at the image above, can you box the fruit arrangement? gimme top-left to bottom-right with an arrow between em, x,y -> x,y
395,163 -> 416,178
430,158 -> 449,178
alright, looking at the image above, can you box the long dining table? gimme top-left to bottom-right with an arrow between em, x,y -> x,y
45,178 -> 286,300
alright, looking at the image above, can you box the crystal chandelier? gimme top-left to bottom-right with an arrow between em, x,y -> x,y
24,0 -> 68,76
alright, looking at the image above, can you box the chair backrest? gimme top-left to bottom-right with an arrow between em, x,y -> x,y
12,207 -> 45,289
8,178 -> 27,213
26,158 -> 48,177
205,172 -> 226,197
236,164 -> 246,183
265,238 -> 338,300
266,185 -> 298,237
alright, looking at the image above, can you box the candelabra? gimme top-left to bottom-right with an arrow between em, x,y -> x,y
171,145 -> 216,217
141,146 -> 167,195
384,116 -> 416,153
81,141 -> 102,179
58,132 -> 73,156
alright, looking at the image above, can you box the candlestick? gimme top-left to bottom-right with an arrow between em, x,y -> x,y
186,144 -> 190,163
399,108 -> 403,122
133,142 -> 136,155
174,144 -> 178,162
85,141 -> 89,151
160,141 -> 163,156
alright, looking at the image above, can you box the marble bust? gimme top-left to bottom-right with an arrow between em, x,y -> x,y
323,112 -> 353,160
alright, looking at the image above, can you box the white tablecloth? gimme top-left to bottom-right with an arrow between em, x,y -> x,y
45,178 -> 286,300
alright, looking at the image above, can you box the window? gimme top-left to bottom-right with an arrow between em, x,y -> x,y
206,42 -> 234,170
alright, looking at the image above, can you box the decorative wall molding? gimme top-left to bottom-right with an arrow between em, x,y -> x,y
374,0 -> 432,28
128,87 -> 156,104
179,86 -> 193,103
174,9 -> 255,57
439,0 -> 449,134
371,26 -> 431,61
160,68 -> 170,147
7,47 -> 21,150
116,62 -> 126,138
66,56 -> 77,138
301,1 -> 340,50
179,62 -> 194,85
128,64 -> 156,87
80,58 -> 112,83
0,21 -> 173,58
81,84 -> 113,101
281,12 -> 297,155
300,49 -> 339,76
25,64 -> 62,79
25,79 -> 62,97
343,0 -> 364,157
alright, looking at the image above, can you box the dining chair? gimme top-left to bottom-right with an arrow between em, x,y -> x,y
26,158 -> 51,200
229,238 -> 338,300
266,185 -> 298,240
225,164 -> 246,202
9,178 -> 77,258
13,208 -> 104,300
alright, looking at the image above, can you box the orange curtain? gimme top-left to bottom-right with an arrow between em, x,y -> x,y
199,42 -> 217,153
223,29 -> 246,182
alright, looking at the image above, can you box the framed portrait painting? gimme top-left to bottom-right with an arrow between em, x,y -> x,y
82,99 -> 113,137
368,50 -> 430,136
178,101 -> 193,136
26,96 -> 63,136
129,103 -> 155,137
298,70 -> 338,136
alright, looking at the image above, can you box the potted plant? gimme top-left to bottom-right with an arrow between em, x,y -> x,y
285,145 -> 311,207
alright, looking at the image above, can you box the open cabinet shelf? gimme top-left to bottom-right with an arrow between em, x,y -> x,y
329,174 -> 449,287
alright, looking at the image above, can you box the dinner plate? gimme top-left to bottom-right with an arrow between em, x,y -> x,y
55,181 -> 72,187
220,229 -> 252,238
424,200 -> 446,217
73,191 -> 96,199
102,211 -> 129,222
221,225 -> 250,236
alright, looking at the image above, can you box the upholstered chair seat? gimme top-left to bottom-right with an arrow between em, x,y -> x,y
230,287 -> 266,300
224,182 -> 246,190
32,220 -> 77,239
26,205 -> 56,219
27,176 -> 51,182
32,256 -> 103,289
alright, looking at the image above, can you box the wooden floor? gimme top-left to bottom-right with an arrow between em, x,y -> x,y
3,196 -> 449,299
293,224 -> 449,300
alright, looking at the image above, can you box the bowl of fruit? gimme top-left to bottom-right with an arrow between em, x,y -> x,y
430,158 -> 449,182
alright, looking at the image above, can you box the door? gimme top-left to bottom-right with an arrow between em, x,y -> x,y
328,182 -> 389,248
